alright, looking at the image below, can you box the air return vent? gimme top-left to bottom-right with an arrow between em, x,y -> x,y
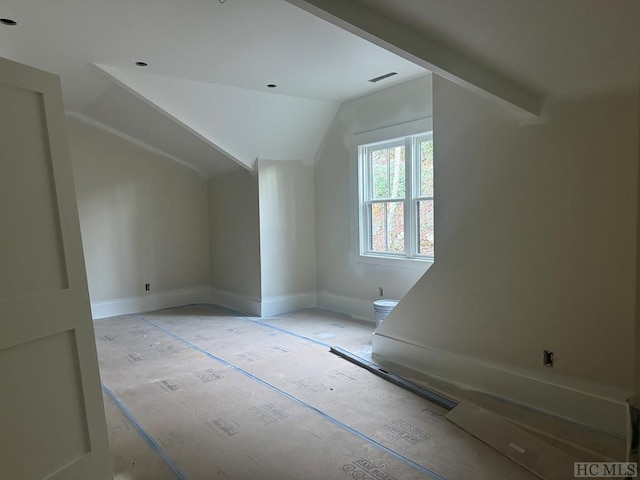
368,72 -> 398,83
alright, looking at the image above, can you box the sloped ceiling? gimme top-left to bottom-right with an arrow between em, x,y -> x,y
78,83 -> 238,177
4,0 -> 636,175
0,0 -> 428,175
94,64 -> 340,169
287,0 -> 639,116
352,0 -> 640,98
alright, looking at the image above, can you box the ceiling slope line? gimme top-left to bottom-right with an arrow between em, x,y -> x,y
66,112 -> 208,177
92,63 -> 252,172
284,0 -> 543,117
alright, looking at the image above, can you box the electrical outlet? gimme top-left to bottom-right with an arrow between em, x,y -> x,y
378,287 -> 384,297
543,350 -> 554,367
145,283 -> 150,291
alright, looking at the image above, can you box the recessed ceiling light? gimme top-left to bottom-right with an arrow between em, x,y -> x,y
0,18 -> 17,26
368,72 -> 398,83
135,61 -> 148,67
267,84 -> 277,88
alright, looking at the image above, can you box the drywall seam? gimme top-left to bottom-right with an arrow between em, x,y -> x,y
260,293 -> 317,317
91,286 -> 213,319
372,333 -> 628,436
102,385 -> 189,480
66,112 -> 207,177
317,290 -> 376,323
210,288 -> 262,317
137,315 -> 447,480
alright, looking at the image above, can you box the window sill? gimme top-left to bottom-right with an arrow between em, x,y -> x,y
357,254 -> 433,270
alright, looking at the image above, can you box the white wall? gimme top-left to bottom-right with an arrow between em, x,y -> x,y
209,170 -> 262,315
68,118 -> 211,318
374,76 -> 639,435
314,75 -> 433,320
258,160 -> 317,316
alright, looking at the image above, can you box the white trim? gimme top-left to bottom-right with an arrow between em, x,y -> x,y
317,291 -> 377,323
352,117 -> 432,147
372,333 -> 630,437
210,288 -> 262,317
356,254 -> 433,270
91,287 -> 317,321
260,292 -> 318,317
91,285 -> 213,319
66,112 -> 208,177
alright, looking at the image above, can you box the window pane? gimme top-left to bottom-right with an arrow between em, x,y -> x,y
389,145 -> 406,198
369,202 -> 386,252
417,200 -> 434,256
369,201 -> 404,254
387,201 -> 404,253
371,149 -> 389,199
420,140 -> 434,197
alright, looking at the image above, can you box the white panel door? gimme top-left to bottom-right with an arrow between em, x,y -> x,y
0,57 -> 112,480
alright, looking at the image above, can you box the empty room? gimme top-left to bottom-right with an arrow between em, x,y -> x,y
1,1 -> 639,479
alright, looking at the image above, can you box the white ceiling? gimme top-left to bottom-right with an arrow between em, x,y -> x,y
0,0 -> 429,174
350,0 -> 640,98
78,84 -> 239,177
1,0 -> 637,174
95,64 -> 341,168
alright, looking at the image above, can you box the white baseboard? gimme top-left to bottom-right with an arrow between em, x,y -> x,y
92,287 -> 317,320
372,333 -> 630,437
261,292 -> 317,317
316,291 -> 376,323
210,287 -> 262,317
91,285 -> 213,319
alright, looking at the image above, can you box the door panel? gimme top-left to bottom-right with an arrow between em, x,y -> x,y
0,57 -> 112,480
1,330 -> 91,478
0,83 -> 68,300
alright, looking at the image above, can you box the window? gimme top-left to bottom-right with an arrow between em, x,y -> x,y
356,121 -> 433,262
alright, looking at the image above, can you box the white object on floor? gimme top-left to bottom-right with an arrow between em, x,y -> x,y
373,299 -> 399,326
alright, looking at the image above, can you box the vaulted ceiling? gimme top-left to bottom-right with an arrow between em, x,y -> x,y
334,0 -> 640,98
1,0 -> 638,176
0,0 -> 427,175
288,0 -> 639,116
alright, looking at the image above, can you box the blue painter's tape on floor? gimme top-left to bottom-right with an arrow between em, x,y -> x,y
137,315 -> 447,480
102,384 -> 189,480
188,304 -> 359,353
241,316 -> 332,348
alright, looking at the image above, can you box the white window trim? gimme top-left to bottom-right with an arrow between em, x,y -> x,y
352,118 -> 434,267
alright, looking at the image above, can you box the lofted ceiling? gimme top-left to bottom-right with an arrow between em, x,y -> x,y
1,0 -> 638,175
288,0 -> 639,116
0,0 -> 428,175
350,0 -> 640,98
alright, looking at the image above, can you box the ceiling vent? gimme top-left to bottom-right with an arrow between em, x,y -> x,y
368,72 -> 398,83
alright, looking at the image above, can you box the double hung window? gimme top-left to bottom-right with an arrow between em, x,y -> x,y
357,122 -> 434,262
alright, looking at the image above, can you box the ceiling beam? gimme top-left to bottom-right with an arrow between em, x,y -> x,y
284,0 -> 542,117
